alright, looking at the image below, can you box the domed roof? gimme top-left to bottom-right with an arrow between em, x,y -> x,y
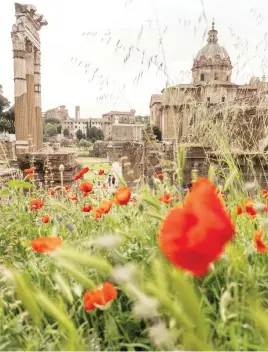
193,22 -> 232,69
196,43 -> 230,61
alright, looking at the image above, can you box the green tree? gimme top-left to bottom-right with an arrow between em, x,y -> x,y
153,125 -> 162,141
135,115 -> 149,124
0,85 -> 15,133
63,128 -> 70,137
0,85 -> 10,116
45,123 -> 57,137
5,106 -> 15,133
0,118 -> 10,133
78,139 -> 91,150
86,122 -> 90,140
57,124 -> 62,134
45,117 -> 61,125
88,127 -> 104,143
76,129 -> 83,141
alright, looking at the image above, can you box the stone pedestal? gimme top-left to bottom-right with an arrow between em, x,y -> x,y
17,151 -> 80,187
15,140 -> 29,155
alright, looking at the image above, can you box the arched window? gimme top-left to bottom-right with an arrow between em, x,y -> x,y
222,96 -> 225,102
214,73 -> 219,80
200,73 -> 205,81
207,97 -> 210,103
226,75 -> 229,81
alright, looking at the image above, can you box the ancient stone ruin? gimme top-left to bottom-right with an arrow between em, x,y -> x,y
6,3 -> 80,186
11,3 -> 47,153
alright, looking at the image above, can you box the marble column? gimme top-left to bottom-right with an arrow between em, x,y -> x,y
12,32 -> 29,153
34,49 -> 43,150
25,40 -> 36,151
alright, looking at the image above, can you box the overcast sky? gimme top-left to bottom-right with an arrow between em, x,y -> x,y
1,0 -> 268,118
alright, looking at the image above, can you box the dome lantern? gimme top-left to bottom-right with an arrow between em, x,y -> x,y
192,21 -> 233,85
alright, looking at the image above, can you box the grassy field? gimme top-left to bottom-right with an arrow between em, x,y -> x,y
78,156 -> 112,182
1,149 -> 268,350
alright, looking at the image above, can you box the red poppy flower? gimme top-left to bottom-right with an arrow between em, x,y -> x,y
254,230 -> 267,254
98,169 -> 105,176
26,173 -> 34,179
83,282 -> 118,311
158,178 -> 235,277
81,167 -> 89,174
68,193 -> 78,202
102,184 -> 107,189
49,189 -> 55,196
74,171 -> 83,181
31,237 -> 63,254
156,173 -> 164,180
41,215 -> 50,223
93,208 -> 104,220
160,194 -> 174,204
237,199 -> 258,218
82,204 -> 93,213
24,167 -> 36,173
30,199 -> 44,211
74,168 -> 89,181
99,199 -> 113,214
79,181 -> 93,193
113,186 -> 131,205
262,190 -> 268,199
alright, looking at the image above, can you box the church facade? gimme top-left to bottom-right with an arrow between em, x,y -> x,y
150,22 -> 268,150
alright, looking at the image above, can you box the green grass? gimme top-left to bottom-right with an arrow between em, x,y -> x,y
78,156 -> 112,182
1,152 -> 268,351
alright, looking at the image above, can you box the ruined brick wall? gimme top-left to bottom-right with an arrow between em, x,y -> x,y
144,142 -> 163,187
89,141 -> 109,158
17,151 -> 80,187
182,145 -> 210,186
121,142 -> 144,188
107,142 -> 127,162
209,152 -> 268,189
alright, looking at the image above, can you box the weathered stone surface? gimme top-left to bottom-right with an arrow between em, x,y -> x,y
182,145 -> 211,186
17,151 -> 80,186
0,141 -> 16,163
11,3 -> 47,153
0,168 -> 21,187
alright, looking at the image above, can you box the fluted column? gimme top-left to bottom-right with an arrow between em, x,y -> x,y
12,32 -> 29,153
25,41 -> 36,151
34,49 -> 43,150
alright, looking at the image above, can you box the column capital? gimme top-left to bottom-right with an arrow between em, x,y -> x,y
11,31 -> 25,51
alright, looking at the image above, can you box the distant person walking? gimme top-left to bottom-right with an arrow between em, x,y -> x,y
112,175 -> 116,187
108,175 -> 112,187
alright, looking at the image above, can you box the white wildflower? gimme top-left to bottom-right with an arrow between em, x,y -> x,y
9,300 -> 22,310
112,264 -> 137,283
220,290 -> 233,323
148,321 -> 175,349
244,182 -> 256,191
0,265 -> 13,282
93,234 -> 123,250
132,296 -> 159,319
254,202 -> 267,212
72,283 -> 82,297
126,283 -> 159,319
263,219 -> 268,230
